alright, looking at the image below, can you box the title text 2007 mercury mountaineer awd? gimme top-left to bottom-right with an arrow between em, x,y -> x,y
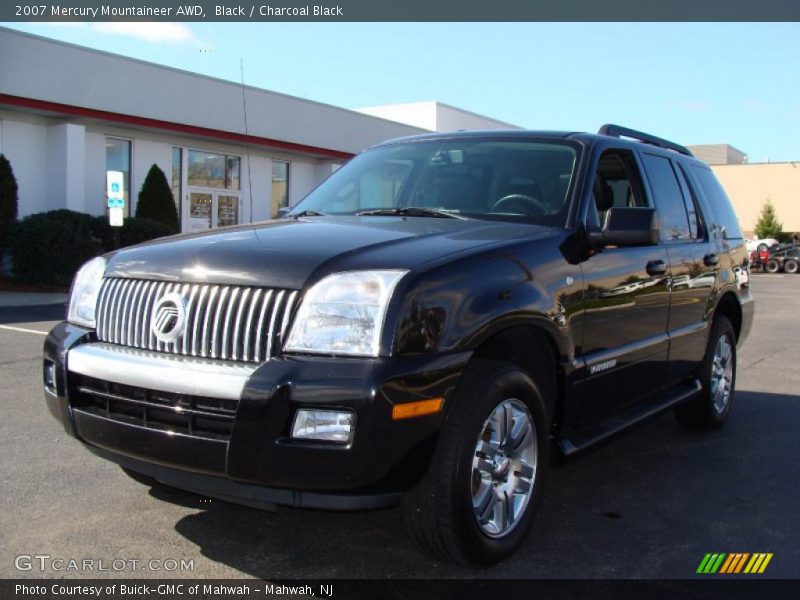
44,126 -> 753,565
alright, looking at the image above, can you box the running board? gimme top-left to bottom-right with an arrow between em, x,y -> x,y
558,379 -> 702,457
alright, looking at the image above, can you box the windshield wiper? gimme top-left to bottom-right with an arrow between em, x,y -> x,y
287,209 -> 326,219
355,207 -> 468,220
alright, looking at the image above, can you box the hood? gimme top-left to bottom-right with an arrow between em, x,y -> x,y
105,216 -> 557,289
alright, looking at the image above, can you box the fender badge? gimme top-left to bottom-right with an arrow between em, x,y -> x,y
589,359 -> 617,375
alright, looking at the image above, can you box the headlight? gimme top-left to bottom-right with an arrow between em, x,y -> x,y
67,256 -> 106,328
284,270 -> 407,357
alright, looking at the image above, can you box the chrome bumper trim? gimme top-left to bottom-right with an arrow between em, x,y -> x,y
67,342 -> 256,400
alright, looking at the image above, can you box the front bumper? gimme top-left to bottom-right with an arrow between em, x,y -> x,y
44,322 -> 470,510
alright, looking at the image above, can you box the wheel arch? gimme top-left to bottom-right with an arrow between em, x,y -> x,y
467,324 -> 563,427
713,290 -> 743,342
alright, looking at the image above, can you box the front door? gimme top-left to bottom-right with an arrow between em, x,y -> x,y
580,246 -> 671,424
188,191 -> 240,232
577,147 -> 670,425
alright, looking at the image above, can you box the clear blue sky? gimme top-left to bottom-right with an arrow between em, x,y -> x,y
5,22 -> 800,162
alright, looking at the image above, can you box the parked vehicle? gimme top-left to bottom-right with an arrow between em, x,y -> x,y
749,247 -> 769,271
745,237 -> 779,253
751,242 -> 786,272
44,125 -> 753,566
764,245 -> 800,274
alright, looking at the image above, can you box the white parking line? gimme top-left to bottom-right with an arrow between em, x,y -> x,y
0,324 -> 47,335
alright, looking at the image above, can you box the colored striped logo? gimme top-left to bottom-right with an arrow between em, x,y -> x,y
696,553 -> 773,574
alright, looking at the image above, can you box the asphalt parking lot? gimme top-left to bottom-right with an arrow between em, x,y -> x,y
1,275 -> 798,580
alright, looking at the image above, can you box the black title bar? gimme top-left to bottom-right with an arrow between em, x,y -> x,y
2,0 -> 800,22
4,579 -> 800,600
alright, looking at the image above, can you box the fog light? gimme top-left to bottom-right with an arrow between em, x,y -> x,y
291,409 -> 354,444
44,360 -> 57,393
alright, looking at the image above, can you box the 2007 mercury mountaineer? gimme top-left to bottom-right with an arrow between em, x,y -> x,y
44,125 -> 753,565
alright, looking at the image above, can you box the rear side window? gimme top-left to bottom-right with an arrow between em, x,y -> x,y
640,153 -> 692,242
690,165 -> 743,239
674,164 -> 705,240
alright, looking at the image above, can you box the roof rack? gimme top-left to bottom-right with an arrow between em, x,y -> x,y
598,124 -> 693,157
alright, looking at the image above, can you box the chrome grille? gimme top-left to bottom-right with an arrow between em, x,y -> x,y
96,278 -> 298,363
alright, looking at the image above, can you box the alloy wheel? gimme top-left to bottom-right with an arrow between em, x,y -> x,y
471,398 -> 537,538
710,335 -> 734,413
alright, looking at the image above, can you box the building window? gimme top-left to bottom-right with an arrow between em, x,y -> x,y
271,161 -> 289,217
187,149 -> 240,190
171,147 -> 182,223
226,156 -> 241,191
105,137 -> 131,216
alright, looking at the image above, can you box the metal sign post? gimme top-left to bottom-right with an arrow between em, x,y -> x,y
106,171 -> 125,225
106,170 -> 125,249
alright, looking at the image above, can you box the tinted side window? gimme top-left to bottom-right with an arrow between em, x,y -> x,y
674,163 -> 705,240
641,153 -> 691,242
690,165 -> 744,239
586,149 -> 649,229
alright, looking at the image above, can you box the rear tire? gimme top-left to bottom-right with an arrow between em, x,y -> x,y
675,316 -> 736,430
402,360 -> 549,566
784,259 -> 798,274
765,259 -> 780,273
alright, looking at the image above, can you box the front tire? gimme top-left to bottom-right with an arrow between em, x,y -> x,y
402,360 -> 549,566
675,316 -> 736,430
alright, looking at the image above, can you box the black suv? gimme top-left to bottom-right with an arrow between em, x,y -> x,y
44,125 -> 753,566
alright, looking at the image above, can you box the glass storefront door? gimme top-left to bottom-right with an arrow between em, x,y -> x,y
188,191 -> 240,232
218,195 -> 239,227
189,192 -> 212,231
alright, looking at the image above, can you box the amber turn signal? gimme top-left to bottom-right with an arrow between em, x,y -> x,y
391,397 -> 444,420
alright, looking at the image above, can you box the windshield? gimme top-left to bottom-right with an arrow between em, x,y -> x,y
290,138 -> 579,226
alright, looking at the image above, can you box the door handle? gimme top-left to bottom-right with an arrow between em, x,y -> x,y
704,253 -> 719,267
646,260 -> 667,276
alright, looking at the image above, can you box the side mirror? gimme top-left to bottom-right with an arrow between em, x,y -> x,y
589,207 -> 659,247
276,206 -> 291,219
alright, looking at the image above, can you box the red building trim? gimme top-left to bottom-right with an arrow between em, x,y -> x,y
0,93 -> 355,161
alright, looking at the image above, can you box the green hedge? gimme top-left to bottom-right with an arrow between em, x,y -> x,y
93,215 -> 175,250
0,154 -> 19,260
7,210 -> 103,286
135,164 -> 179,232
775,231 -> 798,244
7,210 -> 175,286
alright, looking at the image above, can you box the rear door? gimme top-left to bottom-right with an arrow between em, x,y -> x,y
639,153 -> 718,385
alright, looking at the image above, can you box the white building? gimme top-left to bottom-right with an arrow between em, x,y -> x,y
0,28 -> 518,233
357,101 -> 521,132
